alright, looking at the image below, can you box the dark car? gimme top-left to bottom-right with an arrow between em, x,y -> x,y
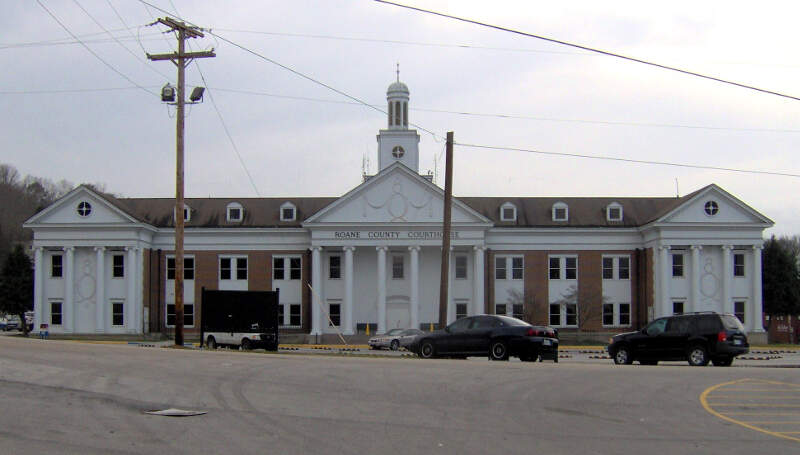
409,315 -> 558,361
607,312 -> 749,367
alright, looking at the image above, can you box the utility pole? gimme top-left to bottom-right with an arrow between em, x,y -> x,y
147,18 -> 215,347
438,131 -> 454,328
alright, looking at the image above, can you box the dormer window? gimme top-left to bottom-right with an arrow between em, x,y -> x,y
280,202 -> 296,222
175,204 -> 191,223
552,202 -> 568,222
500,202 -> 517,222
607,203 -> 623,222
227,202 -> 243,222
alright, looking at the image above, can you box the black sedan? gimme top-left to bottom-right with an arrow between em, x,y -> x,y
408,315 -> 558,361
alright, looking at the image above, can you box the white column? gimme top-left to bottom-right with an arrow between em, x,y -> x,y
95,247 -> 105,332
343,246 -> 355,335
690,245 -> 702,313
409,246 -> 420,329
376,246 -> 387,334
752,245 -> 764,332
33,247 -> 43,333
310,247 -> 322,335
721,245 -> 732,315
126,247 -> 137,333
659,245 -> 671,318
65,247 -> 75,332
472,246 -> 485,316
137,248 -> 144,333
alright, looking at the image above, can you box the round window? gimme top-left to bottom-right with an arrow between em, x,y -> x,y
704,201 -> 719,216
77,201 -> 92,217
392,146 -> 405,159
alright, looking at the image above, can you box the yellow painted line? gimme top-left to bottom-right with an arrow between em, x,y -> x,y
710,395 -> 800,399
779,432 -> 800,434
701,379 -> 800,443
719,388 -> 800,392
709,404 -> 800,407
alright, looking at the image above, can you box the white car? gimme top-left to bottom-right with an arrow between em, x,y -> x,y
368,328 -> 425,351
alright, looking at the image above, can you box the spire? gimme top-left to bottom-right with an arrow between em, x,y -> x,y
396,62 -> 400,82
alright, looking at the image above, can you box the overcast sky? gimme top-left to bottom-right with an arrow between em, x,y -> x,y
1,1 -> 798,236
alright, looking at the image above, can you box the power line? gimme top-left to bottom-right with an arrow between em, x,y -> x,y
135,0 -> 443,139
72,0 -> 173,83
456,142 -> 800,179
374,0 -> 800,102
36,0 -> 157,96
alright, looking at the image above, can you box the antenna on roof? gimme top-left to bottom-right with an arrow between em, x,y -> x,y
675,178 -> 680,198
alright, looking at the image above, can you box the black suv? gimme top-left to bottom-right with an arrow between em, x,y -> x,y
607,312 -> 749,366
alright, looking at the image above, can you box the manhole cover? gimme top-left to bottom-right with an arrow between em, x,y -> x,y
145,408 -> 207,417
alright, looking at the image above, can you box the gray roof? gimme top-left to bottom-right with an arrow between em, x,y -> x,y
91,187 -> 703,229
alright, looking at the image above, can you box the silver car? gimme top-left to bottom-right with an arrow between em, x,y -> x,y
368,328 -> 424,351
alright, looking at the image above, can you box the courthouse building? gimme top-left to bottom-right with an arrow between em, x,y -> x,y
24,78 -> 773,342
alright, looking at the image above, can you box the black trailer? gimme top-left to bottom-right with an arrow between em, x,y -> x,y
200,288 -> 279,351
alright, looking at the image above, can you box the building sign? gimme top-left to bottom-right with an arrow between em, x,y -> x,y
332,230 -> 461,240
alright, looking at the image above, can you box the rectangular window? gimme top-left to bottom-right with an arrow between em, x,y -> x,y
602,257 -> 614,279
236,258 -> 248,280
512,304 -> 524,320
273,258 -> 284,280
166,303 -> 194,327
220,257 -> 232,280
329,256 -> 341,279
565,257 -> 577,280
282,207 -> 294,220
290,304 -> 301,326
278,305 -> 285,326
549,257 -> 560,279
495,303 -> 507,316
673,301 -> 684,315
112,254 -> 125,278
734,301 -> 745,324
289,258 -> 301,280
565,303 -> 577,326
554,207 -> 567,221
51,254 -> 63,278
511,257 -> 523,280
50,302 -> 62,325
672,254 -> 684,277
228,207 -> 241,221
733,253 -> 745,277
167,257 -> 194,280
495,257 -> 506,280
602,303 -> 614,326
619,257 -> 630,280
455,255 -> 467,279
619,303 -> 631,326
456,303 -> 468,319
502,207 -> 515,220
329,303 -> 341,327
392,255 -> 404,279
549,304 -> 560,326
112,302 -> 124,326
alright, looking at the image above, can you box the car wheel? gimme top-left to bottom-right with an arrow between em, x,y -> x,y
390,339 -> 399,351
613,346 -> 633,365
206,336 -> 217,350
687,345 -> 709,366
489,340 -> 509,361
712,356 -> 733,367
419,340 -> 436,359
241,338 -> 252,351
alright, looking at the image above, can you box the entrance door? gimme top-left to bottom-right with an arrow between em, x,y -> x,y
386,302 -> 410,330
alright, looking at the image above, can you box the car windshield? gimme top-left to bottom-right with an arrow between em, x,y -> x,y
495,316 -> 530,327
385,328 -> 404,336
401,329 -> 422,336
721,315 -> 745,331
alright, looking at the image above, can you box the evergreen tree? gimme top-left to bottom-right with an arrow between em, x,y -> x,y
762,236 -> 800,322
0,245 -> 33,336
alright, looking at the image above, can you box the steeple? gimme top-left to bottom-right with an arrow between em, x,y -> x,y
377,67 -> 419,172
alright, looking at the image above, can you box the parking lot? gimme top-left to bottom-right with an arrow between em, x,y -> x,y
1,334 -> 798,453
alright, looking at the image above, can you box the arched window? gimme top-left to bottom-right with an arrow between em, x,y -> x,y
500,202 -> 517,222
280,201 -> 297,222
403,102 -> 408,127
227,202 -> 244,222
395,101 -> 401,125
552,202 -> 568,222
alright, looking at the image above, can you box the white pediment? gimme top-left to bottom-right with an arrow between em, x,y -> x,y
659,185 -> 771,225
25,186 -> 138,226
305,163 -> 491,225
